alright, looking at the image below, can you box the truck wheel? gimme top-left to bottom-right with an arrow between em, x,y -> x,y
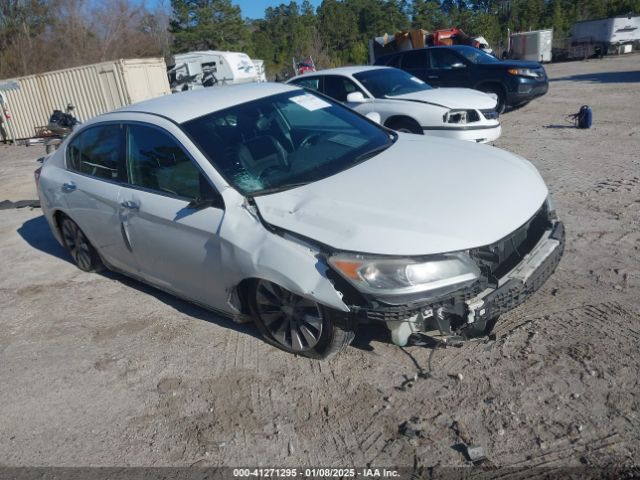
250,279 -> 356,359
480,85 -> 506,113
386,118 -> 423,134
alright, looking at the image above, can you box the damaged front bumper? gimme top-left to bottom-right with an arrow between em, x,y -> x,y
358,220 -> 565,346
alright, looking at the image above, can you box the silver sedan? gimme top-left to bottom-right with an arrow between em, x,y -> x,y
36,83 -> 563,359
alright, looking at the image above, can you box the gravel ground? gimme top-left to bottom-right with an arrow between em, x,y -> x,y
1,54 -> 639,473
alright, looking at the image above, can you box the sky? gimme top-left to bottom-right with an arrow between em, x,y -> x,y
231,0 -> 323,19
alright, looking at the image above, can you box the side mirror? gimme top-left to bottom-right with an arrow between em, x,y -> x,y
188,176 -> 224,210
346,91 -> 366,103
451,62 -> 466,69
187,194 -> 225,210
365,112 -> 381,124
187,197 -> 214,210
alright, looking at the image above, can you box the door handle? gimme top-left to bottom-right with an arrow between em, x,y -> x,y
61,182 -> 76,192
427,75 -> 439,79
120,200 -> 139,210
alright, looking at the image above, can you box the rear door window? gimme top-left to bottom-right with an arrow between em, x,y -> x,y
430,49 -> 465,69
66,124 -> 126,181
401,50 -> 428,70
126,124 -> 207,200
385,55 -> 400,67
290,76 -> 322,92
323,75 -> 365,102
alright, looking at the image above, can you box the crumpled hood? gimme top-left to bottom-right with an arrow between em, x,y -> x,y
391,88 -> 497,110
254,135 -> 548,256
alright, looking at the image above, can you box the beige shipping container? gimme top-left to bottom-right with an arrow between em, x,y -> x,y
0,57 -> 170,140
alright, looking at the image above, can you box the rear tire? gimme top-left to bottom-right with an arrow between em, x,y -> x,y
479,85 -> 506,114
250,279 -> 356,359
59,216 -> 104,272
386,117 -> 423,134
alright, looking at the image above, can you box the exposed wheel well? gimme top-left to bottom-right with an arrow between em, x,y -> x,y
384,115 -> 422,133
234,277 -> 258,315
476,82 -> 507,112
53,210 -> 67,236
476,82 -> 506,95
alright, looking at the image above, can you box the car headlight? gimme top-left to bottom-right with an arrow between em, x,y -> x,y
328,252 -> 481,297
545,193 -> 557,220
507,68 -> 539,78
443,110 -> 480,124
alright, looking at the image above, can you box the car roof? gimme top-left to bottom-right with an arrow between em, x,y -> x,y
289,65 -> 390,80
379,45 -> 476,57
116,82 -> 301,123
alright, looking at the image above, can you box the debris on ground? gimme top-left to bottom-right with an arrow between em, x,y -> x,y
399,417 -> 424,439
0,199 -> 40,209
465,444 -> 487,464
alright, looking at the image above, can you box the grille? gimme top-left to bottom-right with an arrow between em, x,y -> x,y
480,109 -> 499,120
470,204 -> 551,283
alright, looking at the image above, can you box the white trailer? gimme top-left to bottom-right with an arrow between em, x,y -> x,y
252,59 -> 268,82
0,58 -> 170,140
510,29 -> 553,62
571,15 -> 640,47
170,51 -> 263,91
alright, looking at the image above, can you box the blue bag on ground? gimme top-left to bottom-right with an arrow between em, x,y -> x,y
574,105 -> 592,129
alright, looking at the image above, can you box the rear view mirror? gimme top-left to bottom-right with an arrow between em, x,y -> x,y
365,112 -> 381,124
346,92 -> 366,103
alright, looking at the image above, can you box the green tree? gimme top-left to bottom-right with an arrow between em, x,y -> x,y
170,0 -> 248,53
411,0 -> 446,29
317,0 -> 410,64
0,0 -> 50,76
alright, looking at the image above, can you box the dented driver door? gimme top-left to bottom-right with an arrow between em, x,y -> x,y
119,122 -> 227,309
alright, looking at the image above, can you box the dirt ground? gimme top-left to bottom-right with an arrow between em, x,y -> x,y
1,54 -> 639,473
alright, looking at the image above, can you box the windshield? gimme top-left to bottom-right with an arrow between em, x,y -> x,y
353,69 -> 431,98
454,46 -> 499,64
182,91 -> 394,195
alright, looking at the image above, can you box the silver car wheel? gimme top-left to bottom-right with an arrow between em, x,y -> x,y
61,219 -> 93,271
255,280 -> 324,351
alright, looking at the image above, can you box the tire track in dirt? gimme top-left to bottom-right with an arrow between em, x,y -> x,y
362,298 -> 640,467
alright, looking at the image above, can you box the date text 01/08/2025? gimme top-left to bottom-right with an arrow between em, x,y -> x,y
232,468 -> 400,478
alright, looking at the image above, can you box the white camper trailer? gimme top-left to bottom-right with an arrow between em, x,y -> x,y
571,15 -> 640,49
252,59 -> 267,82
510,29 -> 553,62
170,51 -> 263,92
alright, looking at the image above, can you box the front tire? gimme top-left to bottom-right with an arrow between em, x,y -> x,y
60,216 -> 104,272
479,85 -> 507,114
250,279 -> 356,359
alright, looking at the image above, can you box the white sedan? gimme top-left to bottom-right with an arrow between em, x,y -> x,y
287,66 -> 501,143
36,83 -> 563,359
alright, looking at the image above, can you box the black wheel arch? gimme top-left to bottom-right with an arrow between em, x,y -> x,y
384,115 -> 423,133
475,81 -> 507,97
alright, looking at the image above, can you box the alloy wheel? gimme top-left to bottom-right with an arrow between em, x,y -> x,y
254,280 -> 324,351
61,219 -> 93,271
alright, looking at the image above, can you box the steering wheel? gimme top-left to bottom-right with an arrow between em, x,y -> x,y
259,164 -> 289,183
299,133 -> 322,149
389,84 -> 403,94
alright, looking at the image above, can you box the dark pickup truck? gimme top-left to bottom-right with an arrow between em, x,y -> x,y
374,45 -> 548,112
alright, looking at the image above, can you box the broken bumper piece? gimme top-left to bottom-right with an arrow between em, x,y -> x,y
379,221 -> 565,346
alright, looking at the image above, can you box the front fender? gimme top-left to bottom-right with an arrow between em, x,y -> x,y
219,190 -> 349,314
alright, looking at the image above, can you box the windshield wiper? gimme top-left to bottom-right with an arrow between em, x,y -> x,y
251,182 -> 310,196
353,137 -> 396,163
